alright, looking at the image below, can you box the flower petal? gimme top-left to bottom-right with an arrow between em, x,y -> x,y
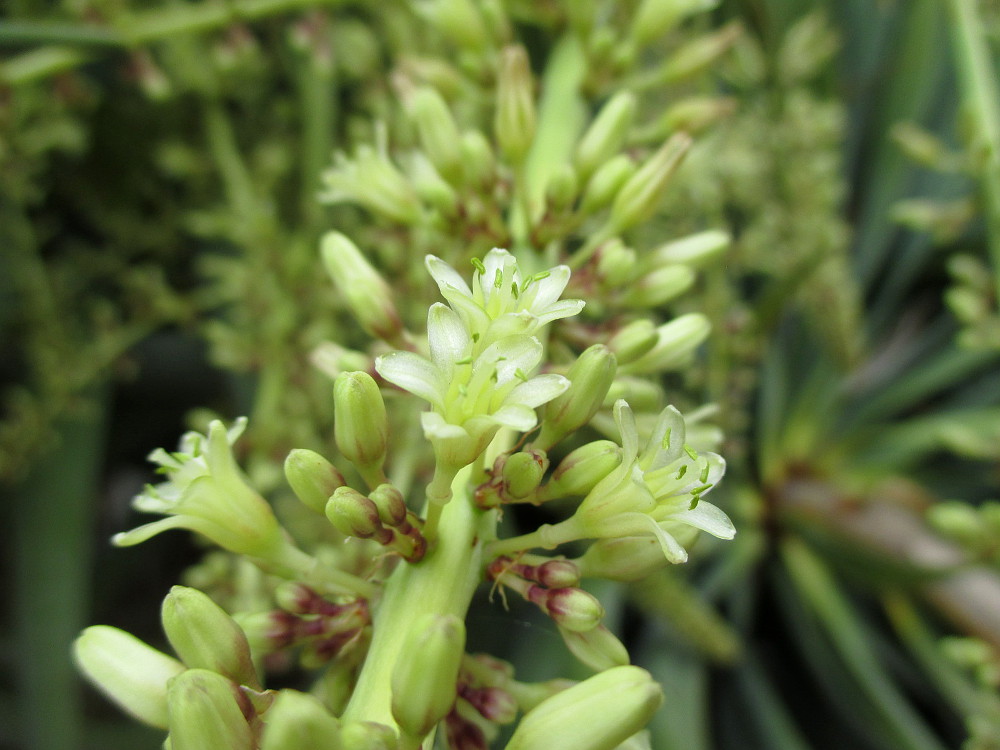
667,501 -> 735,540
507,374 -> 570,409
489,404 -> 539,432
613,400 -> 640,464
527,265 -> 571,309
642,405 -> 686,471
375,351 -> 444,409
420,411 -> 469,440
427,303 -> 471,371
534,299 -> 586,326
426,254 -> 472,297
490,335 -> 543,384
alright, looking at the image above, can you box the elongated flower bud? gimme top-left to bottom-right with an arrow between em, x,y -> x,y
595,239 -> 636,287
369,483 -> 408,526
503,666 -> 662,750
260,689 -> 344,750
284,449 -> 346,513
161,586 -> 260,690
495,45 -> 536,163
629,0 -> 716,47
167,669 -> 253,750
607,320 -> 659,365
528,587 -> 604,632
537,440 -> 623,501
334,371 -> 389,487
576,537 -> 668,582
622,265 -> 696,308
621,313 -> 710,374
558,625 -> 631,672
73,626 -> 185,728
646,229 -> 730,270
461,130 -> 496,187
321,232 -> 402,342
535,346 -> 617,450
391,614 -> 466,738
409,87 -> 463,182
576,91 -> 637,179
610,134 -> 691,233
579,154 -> 636,215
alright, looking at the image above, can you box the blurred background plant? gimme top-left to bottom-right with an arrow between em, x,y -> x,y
2,0 -> 1000,748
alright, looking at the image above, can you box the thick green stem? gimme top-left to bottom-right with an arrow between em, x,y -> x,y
342,465 -> 496,735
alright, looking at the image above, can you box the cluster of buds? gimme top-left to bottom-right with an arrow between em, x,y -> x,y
487,556 -> 603,633
239,584 -> 370,668
326,484 -> 427,562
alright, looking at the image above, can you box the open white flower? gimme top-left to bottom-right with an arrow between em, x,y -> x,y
425,248 -> 584,351
115,418 -> 287,559
377,304 -> 569,467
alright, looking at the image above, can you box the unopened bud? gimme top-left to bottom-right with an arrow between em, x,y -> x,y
161,586 -> 260,689
610,133 -> 691,233
621,313 -> 710,374
369,483 -> 408,526
284,449 -> 345,513
495,45 -> 536,163
503,666 -> 662,750
73,626 -> 185,728
416,0 -> 489,50
558,625 -> 631,673
409,87 -> 463,181
579,154 -> 636,215
502,450 -> 549,499
392,614 -> 466,738
535,346 -> 617,450
656,23 -> 742,83
622,265 -> 696,308
607,320 -> 659,365
532,559 -> 582,589
646,229 -> 729,270
596,239 -> 637,287
529,587 -> 603,632
544,164 -> 579,212
310,341 -> 372,380
167,669 -> 252,750
629,0 -> 717,47
339,721 -> 399,750
603,377 -> 664,411
326,486 -> 390,543
576,537 -> 668,582
334,371 -> 389,487
538,440 -> 623,501
576,91 -> 637,179
260,690 -> 344,750
461,130 -> 496,187
410,152 -> 460,217
321,232 -> 402,342
658,95 -> 737,135
777,11 -> 838,85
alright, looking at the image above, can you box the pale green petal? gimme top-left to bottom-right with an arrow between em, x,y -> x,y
525,265 -> 571,309
420,411 -> 468,440
534,298 -> 586,325
425,254 -> 472,298
112,516 -> 193,546
642,405 -> 686,471
427,303 -> 471,370
490,404 -> 539,432
376,351 -> 445,409
507,374 -> 570,409
613,400 -> 640,463
666,501 -> 735,540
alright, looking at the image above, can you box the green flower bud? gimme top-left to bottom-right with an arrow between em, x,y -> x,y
658,95 -> 737,136
535,346 -> 617,450
502,450 -> 549,500
656,22 -> 742,83
537,440 -> 623,501
776,11 -> 838,85
529,587 -> 604,632
416,0 -> 489,50
326,487 -> 391,544
409,152 -> 460,218
260,690 -> 343,750
334,371 -> 389,487
495,45 -> 536,163
576,537 -> 668,582
321,232 -> 402,342
73,626 -> 185,729
503,666 -> 662,750
544,163 -> 579,212
622,265 -> 696,308
284,449 -> 345,513
629,0 -> 717,47
460,129 -> 496,187
558,625 -> 631,672
579,154 -> 636,215
595,239 -> 636,287
620,313 -> 710,374
409,87 -> 463,182
310,341 -> 372,380
391,614 -> 466,738
645,229 -> 730,270
602,377 -> 664,411
161,586 -> 260,690
339,721 -> 399,750
167,669 -> 253,750
607,320 -> 659,365
575,91 -> 637,179
369,483 -> 408,526
610,133 -> 691,234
